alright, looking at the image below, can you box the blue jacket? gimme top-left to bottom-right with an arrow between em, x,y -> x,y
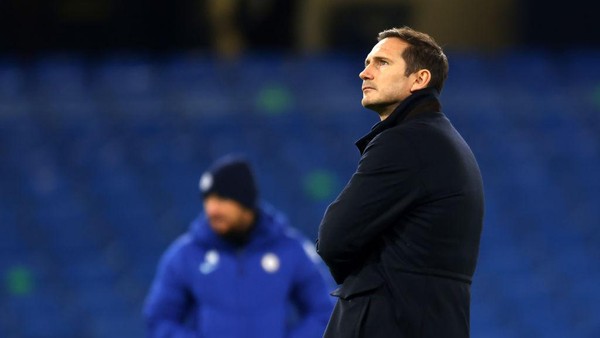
144,203 -> 333,338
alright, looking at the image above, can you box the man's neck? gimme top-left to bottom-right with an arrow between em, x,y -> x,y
375,102 -> 402,121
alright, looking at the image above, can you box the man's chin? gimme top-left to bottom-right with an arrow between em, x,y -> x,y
362,100 -> 383,112
361,99 -> 375,109
209,220 -> 230,234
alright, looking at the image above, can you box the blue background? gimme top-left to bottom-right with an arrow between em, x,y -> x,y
1,2 -> 600,337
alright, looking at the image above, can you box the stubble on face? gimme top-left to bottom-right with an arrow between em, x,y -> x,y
204,197 -> 254,236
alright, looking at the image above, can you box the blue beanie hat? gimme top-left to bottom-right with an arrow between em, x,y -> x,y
199,155 -> 258,210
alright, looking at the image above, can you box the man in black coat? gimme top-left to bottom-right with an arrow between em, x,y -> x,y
317,26 -> 484,337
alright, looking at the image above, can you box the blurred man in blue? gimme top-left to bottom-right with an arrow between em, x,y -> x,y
144,155 -> 333,338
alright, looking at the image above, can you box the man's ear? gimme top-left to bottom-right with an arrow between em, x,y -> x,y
411,69 -> 431,91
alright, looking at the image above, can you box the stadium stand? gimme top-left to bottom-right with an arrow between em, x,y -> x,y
0,50 -> 599,337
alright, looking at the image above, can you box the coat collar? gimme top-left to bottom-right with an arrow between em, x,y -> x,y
355,87 -> 441,154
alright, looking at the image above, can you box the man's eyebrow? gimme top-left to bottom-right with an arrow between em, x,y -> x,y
364,56 -> 390,66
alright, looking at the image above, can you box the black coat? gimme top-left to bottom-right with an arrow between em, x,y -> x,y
317,88 -> 484,338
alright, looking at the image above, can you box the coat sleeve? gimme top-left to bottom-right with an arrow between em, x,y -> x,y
287,240 -> 335,338
317,130 -> 421,283
143,239 -> 199,338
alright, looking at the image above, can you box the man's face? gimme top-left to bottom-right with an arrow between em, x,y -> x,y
203,195 -> 253,236
359,37 -> 419,119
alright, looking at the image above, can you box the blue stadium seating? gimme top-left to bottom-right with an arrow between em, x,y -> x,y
0,49 -> 599,337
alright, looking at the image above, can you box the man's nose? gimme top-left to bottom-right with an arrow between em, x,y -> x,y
204,199 -> 220,215
359,66 -> 373,80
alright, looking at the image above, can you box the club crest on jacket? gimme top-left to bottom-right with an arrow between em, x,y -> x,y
261,253 -> 280,273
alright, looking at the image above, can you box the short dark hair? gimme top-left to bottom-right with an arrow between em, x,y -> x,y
378,26 -> 448,93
